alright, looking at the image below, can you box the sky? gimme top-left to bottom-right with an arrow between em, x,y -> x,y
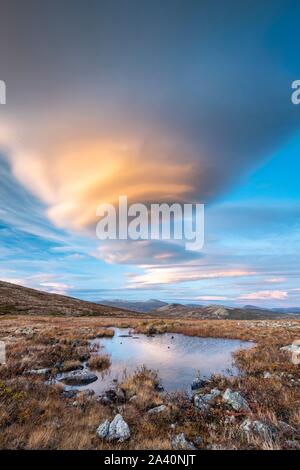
0,0 -> 300,307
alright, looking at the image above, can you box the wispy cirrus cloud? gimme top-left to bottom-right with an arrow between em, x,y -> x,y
127,265 -> 256,287
239,290 -> 288,300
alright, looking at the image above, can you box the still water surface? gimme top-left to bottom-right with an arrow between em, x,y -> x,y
73,328 -> 254,394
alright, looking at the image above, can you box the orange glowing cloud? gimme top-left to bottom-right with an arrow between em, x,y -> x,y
1,122 -> 200,234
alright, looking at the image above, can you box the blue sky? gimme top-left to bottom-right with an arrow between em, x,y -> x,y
0,0 -> 300,307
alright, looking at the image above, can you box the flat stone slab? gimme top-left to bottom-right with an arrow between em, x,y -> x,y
60,369 -> 98,385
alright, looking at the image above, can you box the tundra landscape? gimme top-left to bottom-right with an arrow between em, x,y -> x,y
1,0 -> 300,459
0,281 -> 299,450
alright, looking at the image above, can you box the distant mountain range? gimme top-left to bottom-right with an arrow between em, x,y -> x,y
98,299 -> 168,313
0,280 -> 299,320
98,299 -> 300,319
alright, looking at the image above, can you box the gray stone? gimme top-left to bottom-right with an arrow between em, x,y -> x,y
277,421 -> 298,436
148,405 -> 167,414
25,368 -> 51,377
286,440 -> 300,450
194,388 -> 221,411
108,414 -> 130,442
129,395 -> 137,403
60,370 -> 98,385
280,344 -> 300,354
191,377 -> 208,390
171,433 -> 196,450
194,395 -> 210,411
222,388 -> 250,412
96,419 -> 110,439
263,371 -> 272,379
193,436 -> 204,446
100,396 -> 113,405
240,418 -> 276,438
61,389 -> 78,399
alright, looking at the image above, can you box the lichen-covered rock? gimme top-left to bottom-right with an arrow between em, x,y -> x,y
171,433 -> 196,450
60,370 -> 98,385
107,414 -> 130,442
194,388 -> 221,411
25,368 -> 51,377
96,419 -> 110,439
263,371 -> 272,379
191,377 -> 208,390
222,388 -> 250,412
148,405 -> 167,414
240,418 -> 276,438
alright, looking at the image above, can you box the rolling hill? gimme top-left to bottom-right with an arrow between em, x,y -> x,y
150,303 -> 292,320
0,280 -> 135,317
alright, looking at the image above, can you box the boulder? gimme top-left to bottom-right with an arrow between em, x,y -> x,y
61,389 -> 78,399
96,419 -> 110,439
171,433 -> 196,450
148,405 -> 167,414
240,418 -> 276,438
99,396 -> 113,406
191,377 -> 208,390
222,388 -> 250,412
25,368 -> 51,377
108,414 -> 130,442
263,371 -> 272,379
104,389 -> 117,401
194,388 -> 221,411
280,343 -> 300,354
60,370 -> 98,385
96,414 -> 130,442
193,436 -> 204,447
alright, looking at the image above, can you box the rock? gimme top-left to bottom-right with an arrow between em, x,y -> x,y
99,396 -> 113,406
193,436 -> 204,446
194,395 -> 210,411
60,370 -> 98,385
61,389 -> 78,398
25,368 -> 51,377
207,443 -> 228,450
104,389 -> 117,401
171,433 -> 196,450
15,327 -> 34,336
148,405 -> 167,414
191,377 -> 208,390
107,414 -> 130,442
129,395 -> 137,403
286,440 -> 300,450
194,388 -> 221,411
277,421 -> 298,437
263,371 -> 272,379
222,388 -> 250,412
96,419 -> 110,439
280,344 -> 300,354
240,418 -> 276,438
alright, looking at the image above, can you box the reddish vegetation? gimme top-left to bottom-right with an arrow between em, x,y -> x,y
0,315 -> 299,449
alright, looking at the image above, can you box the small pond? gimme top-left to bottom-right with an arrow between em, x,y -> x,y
65,328 -> 254,394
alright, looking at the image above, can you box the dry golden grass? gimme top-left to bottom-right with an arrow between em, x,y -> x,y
0,315 -> 299,450
87,354 -> 111,371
